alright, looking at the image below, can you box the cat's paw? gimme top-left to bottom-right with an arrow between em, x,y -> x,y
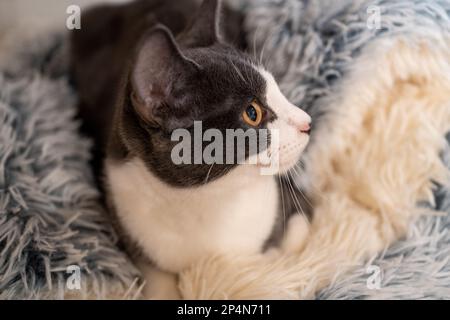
138,262 -> 181,300
264,247 -> 282,260
281,214 -> 310,253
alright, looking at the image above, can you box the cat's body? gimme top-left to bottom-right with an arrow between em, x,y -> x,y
107,157 -> 278,273
70,0 -> 245,156
71,0 -> 312,298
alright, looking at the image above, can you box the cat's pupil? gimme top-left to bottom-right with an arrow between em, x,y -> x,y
246,106 -> 257,122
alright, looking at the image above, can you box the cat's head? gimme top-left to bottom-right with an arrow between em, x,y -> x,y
118,0 -> 311,187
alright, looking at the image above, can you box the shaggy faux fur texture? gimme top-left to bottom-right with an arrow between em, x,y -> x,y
178,0 -> 450,299
0,35 -> 141,299
1,0 -> 450,300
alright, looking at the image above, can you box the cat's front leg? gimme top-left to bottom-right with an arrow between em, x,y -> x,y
281,214 -> 310,253
264,214 -> 310,261
137,261 -> 180,300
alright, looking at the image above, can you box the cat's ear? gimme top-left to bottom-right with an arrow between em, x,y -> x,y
178,0 -> 222,47
130,25 -> 199,127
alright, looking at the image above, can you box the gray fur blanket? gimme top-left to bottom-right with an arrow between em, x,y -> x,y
243,0 -> 450,299
1,0 -> 450,299
0,35 -> 141,299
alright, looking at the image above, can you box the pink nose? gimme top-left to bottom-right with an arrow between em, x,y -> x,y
288,107 -> 312,134
299,122 -> 311,134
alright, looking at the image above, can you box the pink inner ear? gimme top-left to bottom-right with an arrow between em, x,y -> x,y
145,84 -> 167,104
131,25 -> 198,106
130,90 -> 160,126
130,27 -> 181,125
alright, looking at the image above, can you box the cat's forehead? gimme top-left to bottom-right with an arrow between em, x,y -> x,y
185,46 -> 266,95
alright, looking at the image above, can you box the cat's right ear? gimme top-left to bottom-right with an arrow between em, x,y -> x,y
130,25 -> 199,128
178,0 -> 222,48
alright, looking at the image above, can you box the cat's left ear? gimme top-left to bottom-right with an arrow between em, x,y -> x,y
130,25 -> 200,129
178,0 -> 223,47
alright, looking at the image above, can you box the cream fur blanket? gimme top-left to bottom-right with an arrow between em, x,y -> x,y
178,0 -> 450,299
1,0 -> 450,299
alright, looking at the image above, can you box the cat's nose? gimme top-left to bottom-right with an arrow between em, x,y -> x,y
299,122 -> 311,135
288,108 -> 311,134
289,117 -> 311,135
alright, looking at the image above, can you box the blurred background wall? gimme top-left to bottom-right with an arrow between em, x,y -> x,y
0,0 -> 241,43
0,0 -> 130,59
0,0 -> 130,35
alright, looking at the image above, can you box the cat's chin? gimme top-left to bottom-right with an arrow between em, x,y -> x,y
255,142 -> 309,176
255,158 -> 301,176
277,161 -> 301,175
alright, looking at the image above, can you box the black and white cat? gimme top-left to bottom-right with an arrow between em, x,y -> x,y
71,0 -> 311,299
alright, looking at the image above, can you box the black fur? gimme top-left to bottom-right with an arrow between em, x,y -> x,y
70,0 -> 274,187
70,0 -> 313,253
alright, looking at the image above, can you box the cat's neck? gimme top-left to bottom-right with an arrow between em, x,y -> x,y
106,157 -> 274,206
105,156 -> 279,272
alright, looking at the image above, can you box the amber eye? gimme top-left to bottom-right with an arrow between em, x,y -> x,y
243,101 -> 263,127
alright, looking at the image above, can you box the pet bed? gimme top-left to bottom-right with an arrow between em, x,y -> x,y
1,0 -> 450,299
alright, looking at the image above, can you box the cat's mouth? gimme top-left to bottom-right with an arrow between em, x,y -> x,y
257,157 -> 301,173
256,143 -> 309,175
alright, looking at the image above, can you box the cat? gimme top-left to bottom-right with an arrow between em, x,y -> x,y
70,0 -> 312,299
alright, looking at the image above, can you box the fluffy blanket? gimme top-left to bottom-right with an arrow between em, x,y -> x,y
0,35 -> 141,299
1,0 -> 450,299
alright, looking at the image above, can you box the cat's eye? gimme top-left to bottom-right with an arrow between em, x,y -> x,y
243,101 -> 263,127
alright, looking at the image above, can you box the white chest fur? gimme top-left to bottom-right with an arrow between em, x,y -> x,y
105,158 -> 279,273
